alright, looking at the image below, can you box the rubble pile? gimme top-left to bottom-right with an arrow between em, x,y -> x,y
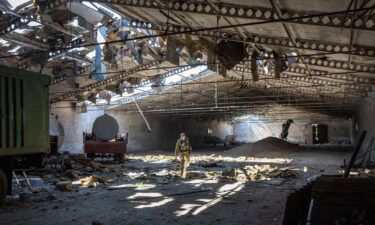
338,167 -> 375,177
6,152 -> 300,204
124,154 -> 297,182
12,155 -> 117,194
221,165 -> 297,181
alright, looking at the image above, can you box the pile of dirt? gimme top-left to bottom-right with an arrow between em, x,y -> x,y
227,136 -> 302,156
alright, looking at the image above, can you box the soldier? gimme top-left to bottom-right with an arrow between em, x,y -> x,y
174,133 -> 192,179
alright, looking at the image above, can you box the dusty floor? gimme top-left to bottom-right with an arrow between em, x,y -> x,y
0,146 -> 351,225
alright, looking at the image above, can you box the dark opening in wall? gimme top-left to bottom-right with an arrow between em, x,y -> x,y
312,124 -> 328,144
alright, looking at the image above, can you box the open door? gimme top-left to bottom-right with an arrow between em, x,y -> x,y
312,124 -> 328,144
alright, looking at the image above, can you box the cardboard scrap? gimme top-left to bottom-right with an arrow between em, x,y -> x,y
79,175 -> 107,188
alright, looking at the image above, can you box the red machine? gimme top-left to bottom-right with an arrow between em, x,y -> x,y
83,114 -> 128,163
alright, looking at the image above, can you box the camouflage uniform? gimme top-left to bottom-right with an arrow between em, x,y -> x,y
175,137 -> 192,179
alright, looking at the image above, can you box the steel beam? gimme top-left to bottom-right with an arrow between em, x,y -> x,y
50,60 -> 159,103
108,62 -> 368,108
108,15 -> 375,58
2,33 -> 49,50
50,64 -> 93,85
111,74 -> 361,110
117,16 -> 375,72
0,10 -> 76,37
161,23 -> 375,58
92,0 -> 375,31
297,56 -> 375,74
232,65 -> 373,92
106,66 -> 212,109
0,13 -> 37,37
229,74 -> 366,100
120,104 -> 357,115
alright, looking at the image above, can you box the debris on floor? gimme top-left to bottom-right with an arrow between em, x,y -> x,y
221,165 -> 297,181
1,147 -> 360,225
55,181 -> 73,191
65,170 -> 80,180
4,151 -> 303,204
79,175 -> 108,188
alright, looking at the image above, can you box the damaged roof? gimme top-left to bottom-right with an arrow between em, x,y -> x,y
1,0 -> 375,119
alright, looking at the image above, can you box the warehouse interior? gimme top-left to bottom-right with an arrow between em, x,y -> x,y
1,0 -> 375,224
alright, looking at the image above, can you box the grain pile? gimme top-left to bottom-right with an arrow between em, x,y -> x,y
228,136 -> 302,156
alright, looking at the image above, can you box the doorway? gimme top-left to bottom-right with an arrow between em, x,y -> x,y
312,124 -> 328,144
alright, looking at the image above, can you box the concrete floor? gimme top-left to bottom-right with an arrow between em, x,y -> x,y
0,146 -> 350,225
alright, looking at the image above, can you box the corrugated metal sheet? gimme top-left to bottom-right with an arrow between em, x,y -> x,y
0,75 -> 24,148
0,65 -> 50,156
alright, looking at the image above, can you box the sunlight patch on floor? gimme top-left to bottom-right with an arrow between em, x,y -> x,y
127,192 -> 163,199
175,204 -> 201,216
192,182 -> 245,215
135,198 -> 174,209
174,181 -> 245,217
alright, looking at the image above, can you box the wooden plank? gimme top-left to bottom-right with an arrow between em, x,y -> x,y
344,130 -> 367,177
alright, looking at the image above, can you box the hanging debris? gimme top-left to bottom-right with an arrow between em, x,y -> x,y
66,2 -> 104,25
207,45 -> 217,72
98,90 -> 112,104
215,40 -> 248,71
92,26 -> 107,81
286,52 -> 298,67
166,37 -> 183,66
151,75 -> 165,92
103,44 -> 118,68
120,81 -> 135,94
87,93 -> 97,104
273,51 -> 287,79
124,76 -> 142,86
52,61 -> 78,88
251,50 -> 259,82
133,42 -> 146,64
184,35 -> 204,60
106,84 -> 124,96
218,64 -> 227,77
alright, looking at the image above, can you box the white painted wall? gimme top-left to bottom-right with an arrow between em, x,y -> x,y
50,103 -> 233,153
233,115 -> 352,144
52,101 -> 354,154
51,102 -> 104,154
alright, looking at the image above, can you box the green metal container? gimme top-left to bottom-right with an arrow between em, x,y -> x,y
0,65 -> 50,156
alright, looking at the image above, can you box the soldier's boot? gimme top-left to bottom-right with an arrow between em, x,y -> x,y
186,155 -> 191,167
181,162 -> 188,179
